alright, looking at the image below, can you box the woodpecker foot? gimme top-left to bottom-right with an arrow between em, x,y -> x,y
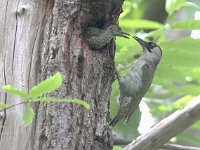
113,70 -> 120,81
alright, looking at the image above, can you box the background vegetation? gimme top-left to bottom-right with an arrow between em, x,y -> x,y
110,0 -> 200,147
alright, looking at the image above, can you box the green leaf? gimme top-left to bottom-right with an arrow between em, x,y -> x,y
120,19 -> 163,29
0,103 -> 8,108
165,0 -> 186,15
173,95 -> 193,109
185,2 -> 200,10
170,20 -> 200,30
29,72 -> 62,99
154,38 -> 200,96
22,104 -> 35,127
160,38 -> 200,53
112,146 -> 123,150
35,98 -> 90,109
3,85 -> 29,100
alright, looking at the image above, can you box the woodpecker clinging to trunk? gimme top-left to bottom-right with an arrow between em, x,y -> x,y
110,36 -> 162,127
83,25 -> 130,49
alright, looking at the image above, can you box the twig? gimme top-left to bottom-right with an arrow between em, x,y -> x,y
114,138 -> 200,150
122,96 -> 200,150
0,101 -> 29,112
161,144 -> 200,150
114,137 -> 132,145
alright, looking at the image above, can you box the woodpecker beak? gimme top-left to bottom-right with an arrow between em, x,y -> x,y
115,31 -> 130,39
133,36 -> 151,52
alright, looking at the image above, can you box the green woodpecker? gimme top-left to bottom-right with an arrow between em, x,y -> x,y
83,25 -> 130,49
110,36 -> 162,127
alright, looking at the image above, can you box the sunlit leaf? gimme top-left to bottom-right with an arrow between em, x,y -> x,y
112,146 -> 123,150
22,104 -> 35,127
173,95 -> 193,109
29,72 -> 62,99
3,85 -> 29,100
158,105 -> 170,112
35,98 -> 90,109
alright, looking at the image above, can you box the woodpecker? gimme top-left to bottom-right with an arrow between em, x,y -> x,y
110,36 -> 162,127
83,25 -> 130,49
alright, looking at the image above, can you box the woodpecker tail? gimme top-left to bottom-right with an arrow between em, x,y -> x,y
124,112 -> 131,125
109,114 -> 121,127
124,104 -> 133,125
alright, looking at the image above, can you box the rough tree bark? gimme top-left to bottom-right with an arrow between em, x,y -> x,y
0,0 -> 124,150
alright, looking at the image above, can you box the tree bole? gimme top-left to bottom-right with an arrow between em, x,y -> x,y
33,0 -> 124,149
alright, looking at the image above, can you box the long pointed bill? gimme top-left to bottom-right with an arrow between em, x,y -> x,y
116,31 -> 130,39
133,36 -> 151,52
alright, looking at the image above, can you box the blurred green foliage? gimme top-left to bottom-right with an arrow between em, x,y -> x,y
110,0 -> 200,147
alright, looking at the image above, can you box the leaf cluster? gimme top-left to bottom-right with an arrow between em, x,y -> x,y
0,72 -> 90,126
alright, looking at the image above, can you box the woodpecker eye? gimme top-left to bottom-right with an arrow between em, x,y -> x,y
148,42 -> 157,49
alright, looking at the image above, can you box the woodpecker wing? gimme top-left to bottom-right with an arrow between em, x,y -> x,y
119,60 -> 146,97
126,61 -> 156,120
118,60 -> 156,124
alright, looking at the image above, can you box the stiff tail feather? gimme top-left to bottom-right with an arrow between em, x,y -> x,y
109,114 -> 120,127
124,112 -> 131,125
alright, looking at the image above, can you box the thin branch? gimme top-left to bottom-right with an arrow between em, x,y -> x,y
114,137 -> 132,145
122,96 -> 200,150
162,144 -> 200,150
0,101 -> 29,112
114,138 -> 200,150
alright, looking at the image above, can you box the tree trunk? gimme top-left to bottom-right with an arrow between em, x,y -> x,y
0,0 -> 49,149
0,0 -> 123,149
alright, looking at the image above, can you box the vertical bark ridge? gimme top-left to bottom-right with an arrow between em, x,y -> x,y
34,0 -> 124,149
